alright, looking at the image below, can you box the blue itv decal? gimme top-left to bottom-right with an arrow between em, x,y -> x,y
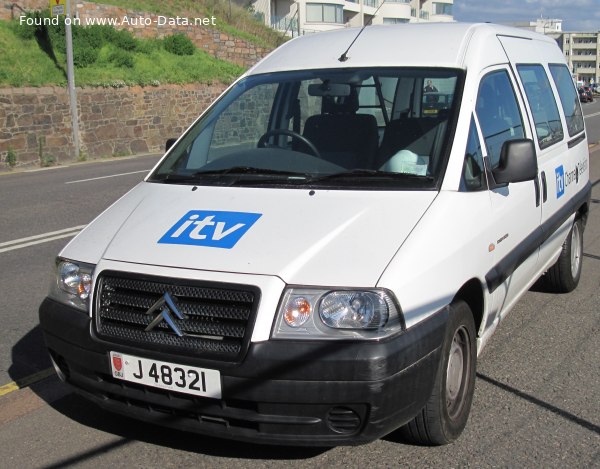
555,165 -> 565,199
159,210 -> 262,249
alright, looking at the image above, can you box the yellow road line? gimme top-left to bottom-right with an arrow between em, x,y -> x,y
0,368 -> 56,397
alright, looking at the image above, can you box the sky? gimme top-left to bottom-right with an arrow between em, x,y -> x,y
453,0 -> 600,32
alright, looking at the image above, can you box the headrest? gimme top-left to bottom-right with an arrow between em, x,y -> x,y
322,87 -> 359,114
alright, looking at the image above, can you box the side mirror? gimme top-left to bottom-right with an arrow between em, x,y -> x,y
165,138 -> 177,152
492,139 -> 537,185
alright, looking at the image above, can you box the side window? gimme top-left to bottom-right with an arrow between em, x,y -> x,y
475,70 -> 525,169
517,64 -> 564,149
461,116 -> 486,191
549,64 -> 585,137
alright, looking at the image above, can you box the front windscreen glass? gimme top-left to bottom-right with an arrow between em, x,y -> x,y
149,68 -> 462,190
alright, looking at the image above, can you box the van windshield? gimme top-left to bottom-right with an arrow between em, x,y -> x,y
149,68 -> 462,189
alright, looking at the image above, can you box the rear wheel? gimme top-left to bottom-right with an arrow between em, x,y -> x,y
545,218 -> 583,293
399,300 -> 476,445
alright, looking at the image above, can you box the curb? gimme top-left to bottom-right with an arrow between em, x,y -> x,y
0,152 -> 163,177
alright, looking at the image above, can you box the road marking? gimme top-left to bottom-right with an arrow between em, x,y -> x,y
0,225 -> 85,254
65,169 -> 149,184
0,368 -> 55,397
584,111 -> 600,119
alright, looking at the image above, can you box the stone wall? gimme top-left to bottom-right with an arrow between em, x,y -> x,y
0,0 -> 46,19
0,84 -> 227,166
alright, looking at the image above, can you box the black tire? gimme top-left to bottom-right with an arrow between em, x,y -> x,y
399,300 -> 477,445
545,218 -> 583,293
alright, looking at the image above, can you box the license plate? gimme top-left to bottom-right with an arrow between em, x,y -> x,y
109,352 -> 221,399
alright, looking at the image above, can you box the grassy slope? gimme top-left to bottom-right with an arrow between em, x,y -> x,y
0,20 -> 245,87
0,21 -> 67,86
92,0 -> 285,49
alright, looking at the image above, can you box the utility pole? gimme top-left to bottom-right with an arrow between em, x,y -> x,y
65,0 -> 80,160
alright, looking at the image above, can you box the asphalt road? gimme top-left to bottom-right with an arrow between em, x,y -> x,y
0,113 -> 599,467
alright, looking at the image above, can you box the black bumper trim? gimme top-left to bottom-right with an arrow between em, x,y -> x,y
40,297 -> 447,445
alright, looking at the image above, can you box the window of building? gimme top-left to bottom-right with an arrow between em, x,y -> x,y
306,3 -> 344,23
517,64 -> 564,149
549,64 -> 585,137
475,70 -> 525,169
433,2 -> 453,15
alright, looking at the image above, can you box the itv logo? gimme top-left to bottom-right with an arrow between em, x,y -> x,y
158,210 -> 262,249
555,166 -> 565,199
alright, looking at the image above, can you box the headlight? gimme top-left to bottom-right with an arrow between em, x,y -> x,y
48,258 -> 95,312
273,288 -> 404,340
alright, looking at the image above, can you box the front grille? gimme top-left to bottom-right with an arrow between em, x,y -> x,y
94,272 -> 259,362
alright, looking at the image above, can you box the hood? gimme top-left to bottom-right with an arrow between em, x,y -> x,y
71,183 -> 436,286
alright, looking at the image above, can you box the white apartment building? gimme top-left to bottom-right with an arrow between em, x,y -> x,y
505,18 -> 599,87
557,32 -> 599,87
253,0 -> 454,36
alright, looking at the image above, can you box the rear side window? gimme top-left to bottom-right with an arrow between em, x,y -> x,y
549,64 -> 585,137
475,70 -> 525,169
517,64 -> 564,149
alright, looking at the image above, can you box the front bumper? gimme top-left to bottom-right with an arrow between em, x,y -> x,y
39,297 -> 447,446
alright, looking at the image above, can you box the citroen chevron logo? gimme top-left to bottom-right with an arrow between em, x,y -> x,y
145,292 -> 185,337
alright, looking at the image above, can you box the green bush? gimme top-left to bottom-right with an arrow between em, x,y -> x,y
136,38 -> 161,54
46,16 -> 66,53
73,45 -> 99,67
12,11 -> 39,40
163,34 -> 195,56
111,28 -> 138,51
109,49 -> 135,68
6,147 -> 17,167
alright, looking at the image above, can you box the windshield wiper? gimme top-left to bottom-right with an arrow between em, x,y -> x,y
193,166 -> 302,178
153,168 -> 434,187
304,169 -> 434,184
153,166 -> 308,185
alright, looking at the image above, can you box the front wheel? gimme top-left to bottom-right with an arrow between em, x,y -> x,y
399,300 -> 477,445
544,218 -> 583,293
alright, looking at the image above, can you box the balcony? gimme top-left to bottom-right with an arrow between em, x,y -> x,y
571,42 -> 597,50
410,7 -> 429,20
271,14 -> 299,36
573,66 -> 597,74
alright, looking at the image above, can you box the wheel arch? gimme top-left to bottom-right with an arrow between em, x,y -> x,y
452,278 -> 484,333
577,199 -> 589,229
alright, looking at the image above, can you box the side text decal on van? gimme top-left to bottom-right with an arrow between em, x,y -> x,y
158,210 -> 262,249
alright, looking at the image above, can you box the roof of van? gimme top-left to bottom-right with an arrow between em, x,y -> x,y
248,23 -> 558,75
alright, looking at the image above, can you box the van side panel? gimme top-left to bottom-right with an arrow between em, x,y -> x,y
499,35 -> 591,278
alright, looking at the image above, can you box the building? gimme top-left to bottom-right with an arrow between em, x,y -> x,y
253,0 -> 454,36
504,17 -> 562,34
556,31 -> 599,87
504,18 -> 599,87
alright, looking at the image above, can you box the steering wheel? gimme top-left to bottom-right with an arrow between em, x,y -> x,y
257,129 -> 321,158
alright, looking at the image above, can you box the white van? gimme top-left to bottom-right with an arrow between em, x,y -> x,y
40,23 -> 591,446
